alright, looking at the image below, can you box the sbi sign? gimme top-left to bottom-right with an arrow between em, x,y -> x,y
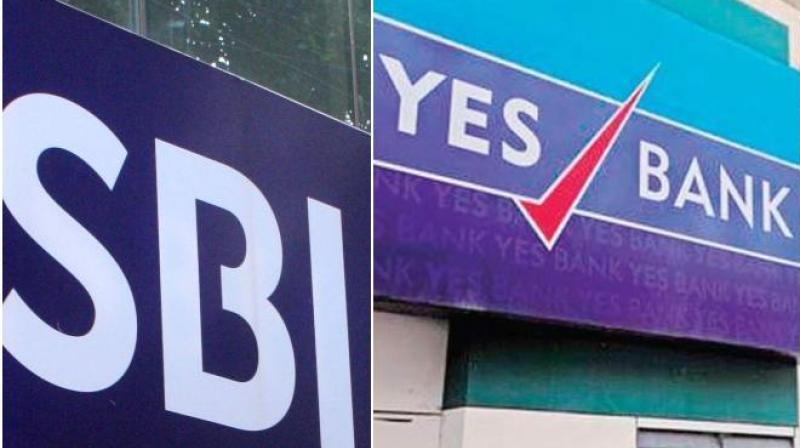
4,2 -> 369,447
5,92 -> 346,430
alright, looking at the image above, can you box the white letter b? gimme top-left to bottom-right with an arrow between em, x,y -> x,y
156,140 -> 295,431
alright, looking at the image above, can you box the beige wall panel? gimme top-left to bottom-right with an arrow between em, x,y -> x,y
374,311 -> 449,412
441,407 -> 636,448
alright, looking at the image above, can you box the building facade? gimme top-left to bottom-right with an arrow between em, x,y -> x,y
374,1 -> 800,447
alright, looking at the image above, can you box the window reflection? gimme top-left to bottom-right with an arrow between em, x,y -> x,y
63,0 -> 371,130
63,0 -> 133,28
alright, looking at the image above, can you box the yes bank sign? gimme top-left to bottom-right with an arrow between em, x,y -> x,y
374,17 -> 800,353
4,2 -> 369,447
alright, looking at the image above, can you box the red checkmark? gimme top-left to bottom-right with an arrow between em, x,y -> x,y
517,66 -> 658,249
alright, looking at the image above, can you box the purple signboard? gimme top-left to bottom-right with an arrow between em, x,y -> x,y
373,17 -> 800,353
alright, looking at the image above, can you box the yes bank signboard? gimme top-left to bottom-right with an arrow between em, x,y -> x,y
374,14 -> 800,353
4,1 -> 369,446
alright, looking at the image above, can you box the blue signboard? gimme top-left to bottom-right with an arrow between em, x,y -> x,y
374,10 -> 800,353
4,1 -> 370,446
375,0 -> 800,163
375,18 -> 800,263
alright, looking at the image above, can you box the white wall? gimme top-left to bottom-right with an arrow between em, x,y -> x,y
441,408 -> 637,448
374,311 -> 449,412
374,311 -> 450,448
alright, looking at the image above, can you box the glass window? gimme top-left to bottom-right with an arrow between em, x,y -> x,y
62,0 -> 133,28
353,0 -> 370,130
62,0 -> 371,130
639,430 -> 721,448
639,430 -> 793,448
724,436 -> 794,448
